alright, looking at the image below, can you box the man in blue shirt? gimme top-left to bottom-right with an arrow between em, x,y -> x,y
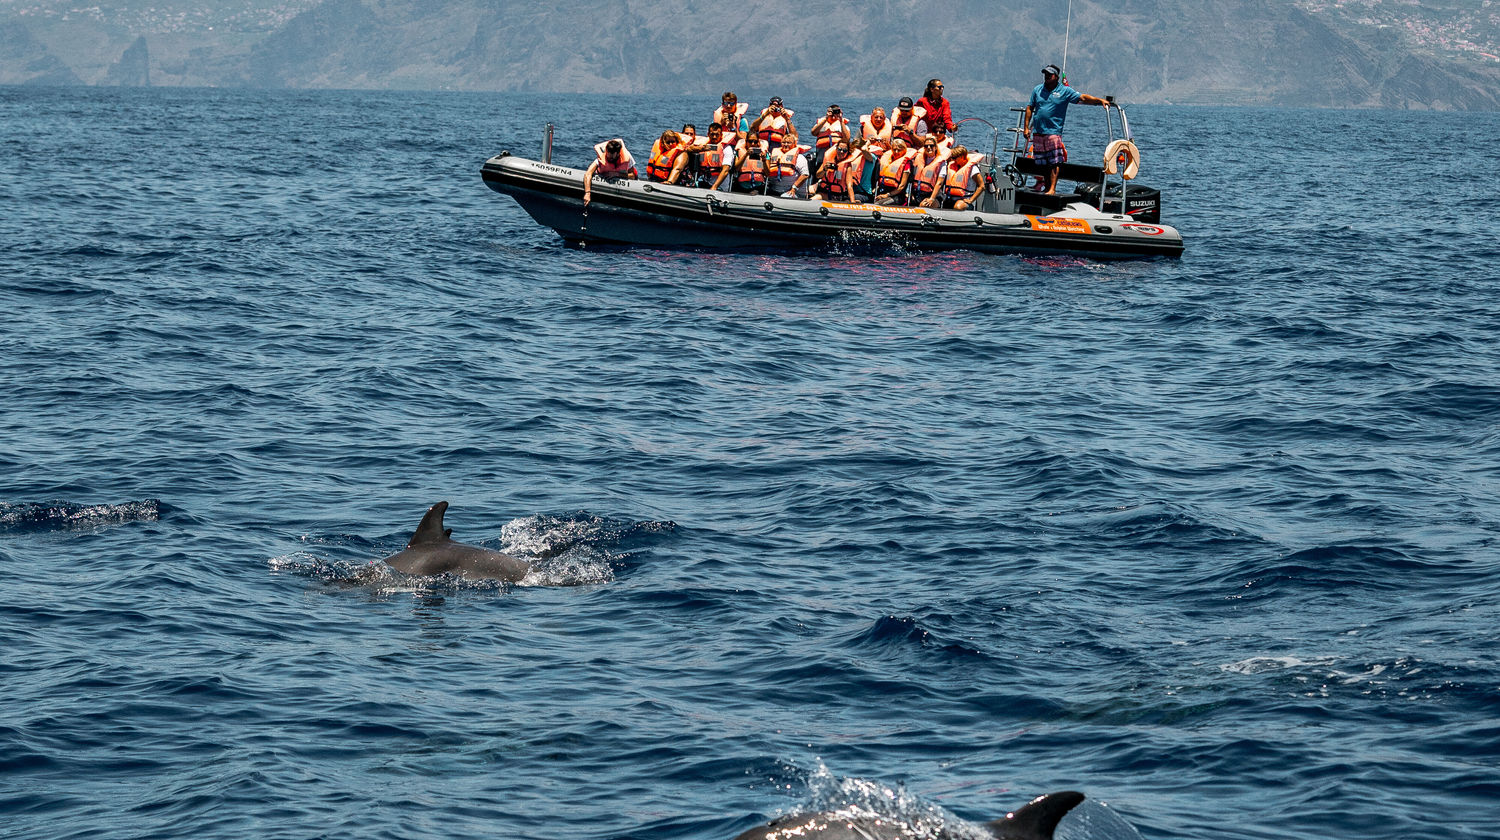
1022,64 -> 1108,194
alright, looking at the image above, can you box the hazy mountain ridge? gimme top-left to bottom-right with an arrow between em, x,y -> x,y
3,0 -> 1498,109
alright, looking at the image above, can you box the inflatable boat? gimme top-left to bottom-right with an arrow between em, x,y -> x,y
480,105 -> 1183,260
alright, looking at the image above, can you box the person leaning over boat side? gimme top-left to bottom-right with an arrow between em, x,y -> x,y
921,145 -> 982,211
1023,63 -> 1109,195
766,132 -> 810,199
582,138 -> 637,206
809,104 -> 851,172
915,78 -> 955,135
747,96 -> 797,154
646,130 -> 689,185
873,137 -> 914,206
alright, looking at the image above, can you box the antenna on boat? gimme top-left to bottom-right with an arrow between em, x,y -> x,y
1062,0 -> 1072,81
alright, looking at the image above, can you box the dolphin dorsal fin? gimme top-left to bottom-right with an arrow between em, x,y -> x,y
987,791 -> 1085,840
407,501 -> 451,547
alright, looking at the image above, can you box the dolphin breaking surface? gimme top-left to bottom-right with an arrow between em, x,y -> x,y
380,501 -> 531,582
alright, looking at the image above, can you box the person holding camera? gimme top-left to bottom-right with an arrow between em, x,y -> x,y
809,104 -> 850,172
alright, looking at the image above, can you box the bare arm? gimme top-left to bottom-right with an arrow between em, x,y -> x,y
1079,93 -> 1109,106
582,160 -> 600,204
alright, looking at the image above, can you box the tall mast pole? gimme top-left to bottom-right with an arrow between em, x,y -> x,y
1062,0 -> 1072,73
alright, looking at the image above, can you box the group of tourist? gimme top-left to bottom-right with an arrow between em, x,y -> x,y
582,69 -> 1106,208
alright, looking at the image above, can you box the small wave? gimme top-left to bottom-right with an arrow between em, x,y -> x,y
1039,501 -> 1257,552
1379,380 -> 1500,424
0,499 -> 164,533
1213,543 -> 1451,598
843,615 -> 984,659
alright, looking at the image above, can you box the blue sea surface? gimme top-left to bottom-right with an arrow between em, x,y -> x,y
2,87 -> 1499,840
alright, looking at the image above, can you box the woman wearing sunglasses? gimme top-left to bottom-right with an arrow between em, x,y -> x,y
915,79 -> 955,135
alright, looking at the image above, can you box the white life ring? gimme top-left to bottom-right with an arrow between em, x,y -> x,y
1103,139 -> 1140,180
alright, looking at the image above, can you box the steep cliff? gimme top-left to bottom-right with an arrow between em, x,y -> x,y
102,35 -> 150,87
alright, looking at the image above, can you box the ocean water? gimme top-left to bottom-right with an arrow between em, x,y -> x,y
2,86 -> 1498,840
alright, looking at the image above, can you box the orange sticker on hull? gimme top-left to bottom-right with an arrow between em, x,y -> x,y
1026,216 -> 1092,235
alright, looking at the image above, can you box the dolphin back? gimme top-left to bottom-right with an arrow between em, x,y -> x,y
382,501 -> 530,582
986,791 -> 1085,840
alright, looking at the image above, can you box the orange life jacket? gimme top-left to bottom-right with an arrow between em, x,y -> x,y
860,115 -> 892,147
942,157 -> 978,199
877,153 -> 910,191
821,155 -> 856,197
814,116 -> 849,150
647,139 -> 682,182
758,114 -> 791,148
700,146 -> 728,173
593,139 -> 636,177
736,156 -> 767,188
713,102 -> 748,128
767,148 -> 801,180
912,153 -> 945,196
